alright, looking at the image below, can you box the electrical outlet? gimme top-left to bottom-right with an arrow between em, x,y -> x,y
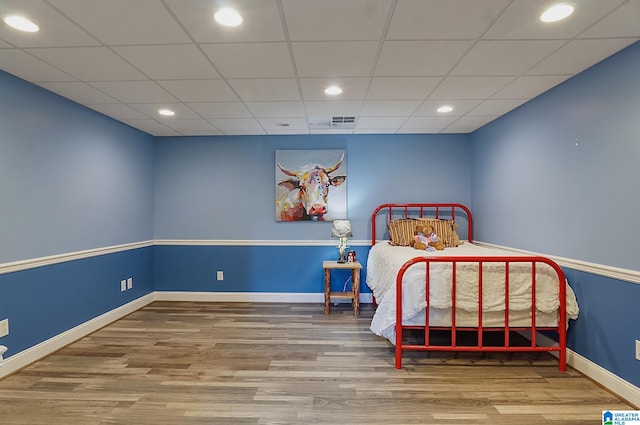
636,340 -> 640,361
0,319 -> 9,338
216,271 -> 224,281
120,280 -> 127,292
127,277 -> 133,289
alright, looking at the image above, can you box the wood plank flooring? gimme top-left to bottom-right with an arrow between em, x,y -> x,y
0,301 -> 634,424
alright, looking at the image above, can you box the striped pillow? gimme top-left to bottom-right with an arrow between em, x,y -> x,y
415,218 -> 454,247
387,218 -> 418,246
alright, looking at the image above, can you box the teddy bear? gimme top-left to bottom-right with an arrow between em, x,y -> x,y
450,222 -> 461,247
411,224 -> 445,251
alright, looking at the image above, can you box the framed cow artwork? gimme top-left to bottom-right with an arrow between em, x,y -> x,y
275,150 -> 347,221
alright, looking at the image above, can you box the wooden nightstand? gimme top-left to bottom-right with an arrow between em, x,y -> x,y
323,260 -> 362,315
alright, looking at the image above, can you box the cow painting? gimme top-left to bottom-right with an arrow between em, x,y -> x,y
275,151 -> 347,221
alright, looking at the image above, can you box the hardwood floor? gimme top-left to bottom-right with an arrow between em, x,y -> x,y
0,301 -> 634,424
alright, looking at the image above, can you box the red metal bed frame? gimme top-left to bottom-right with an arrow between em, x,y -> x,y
370,203 -> 567,371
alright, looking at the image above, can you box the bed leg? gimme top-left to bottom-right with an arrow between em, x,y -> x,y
395,345 -> 402,369
559,348 -> 567,372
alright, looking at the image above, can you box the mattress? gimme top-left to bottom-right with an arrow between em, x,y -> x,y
366,241 -> 580,343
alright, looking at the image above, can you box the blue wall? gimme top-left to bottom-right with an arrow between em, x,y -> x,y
153,133 -> 472,241
471,41 -> 640,387
470,43 -> 640,270
0,70 -> 155,357
564,269 -> 640,387
0,71 -> 156,263
0,247 -> 154,356
154,245 -> 371,294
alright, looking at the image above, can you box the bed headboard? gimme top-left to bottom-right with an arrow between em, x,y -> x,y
371,203 -> 473,246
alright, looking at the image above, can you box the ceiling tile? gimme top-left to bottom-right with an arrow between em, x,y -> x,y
257,117 -> 308,131
387,0 -> 511,39
113,45 -> 221,79
367,77 -> 442,100
375,41 -> 474,76
87,103 -> 151,120
89,81 -> 178,103
227,79 -> 301,101
451,40 -> 565,76
186,102 -> 253,119
27,47 -> 147,81
360,100 -> 421,116
165,0 -> 285,43
0,50 -> 76,82
309,129 -> 354,135
403,116 -> 458,129
527,39 -> 640,76
50,0 -> 191,45
128,103 -> 199,120
429,76 -> 515,99
354,128 -> 397,134
491,75 -> 572,99
304,101 -> 363,117
267,128 -> 310,135
483,0 -> 627,39
120,119 -> 180,136
413,100 -> 483,116
163,118 -> 220,132
38,82 -> 118,104
179,129 -> 225,136
201,43 -> 294,78
245,101 -> 306,118
224,130 -> 267,135
467,99 -> 527,116
357,116 -> 408,129
157,80 -> 239,102
292,41 -> 379,77
396,128 -> 443,134
299,78 -> 369,101
283,0 -> 392,41
0,0 -> 99,47
207,118 -> 263,132
579,0 -> 640,38
446,115 -> 498,131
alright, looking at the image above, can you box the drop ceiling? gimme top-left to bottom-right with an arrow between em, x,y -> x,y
0,0 -> 638,136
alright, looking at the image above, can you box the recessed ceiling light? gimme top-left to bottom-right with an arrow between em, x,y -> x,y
540,3 -> 575,23
214,8 -> 243,27
324,85 -> 343,95
437,105 -> 454,113
3,15 -> 39,32
158,108 -> 175,117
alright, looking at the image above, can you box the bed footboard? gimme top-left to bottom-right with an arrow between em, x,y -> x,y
394,256 -> 567,371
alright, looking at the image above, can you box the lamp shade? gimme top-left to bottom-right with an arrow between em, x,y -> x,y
330,220 -> 352,238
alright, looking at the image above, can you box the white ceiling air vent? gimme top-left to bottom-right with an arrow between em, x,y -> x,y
308,116 -> 357,130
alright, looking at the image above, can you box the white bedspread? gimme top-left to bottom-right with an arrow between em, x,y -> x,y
366,242 -> 579,342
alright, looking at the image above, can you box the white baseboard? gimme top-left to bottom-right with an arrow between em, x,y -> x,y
153,291 -> 374,304
0,293 -> 155,379
154,291 -> 325,303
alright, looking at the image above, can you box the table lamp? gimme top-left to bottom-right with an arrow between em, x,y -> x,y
331,219 -> 352,263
